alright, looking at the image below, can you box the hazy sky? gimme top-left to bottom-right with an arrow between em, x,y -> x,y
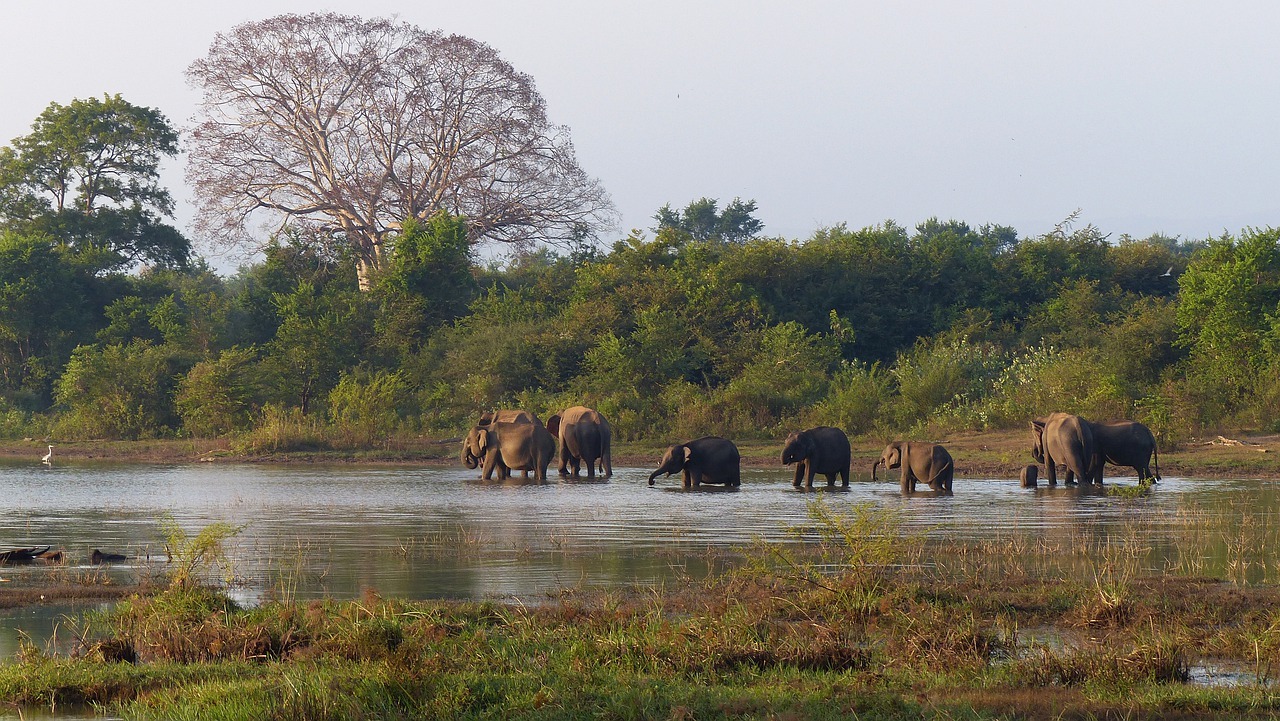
3,1 -> 1278,267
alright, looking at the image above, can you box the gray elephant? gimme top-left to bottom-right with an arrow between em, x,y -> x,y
475,420 -> 557,482
872,441 -> 954,493
461,410 -> 540,476
648,436 -> 741,488
781,426 -> 851,489
1031,413 -> 1096,485
546,406 -> 613,479
1086,419 -> 1161,483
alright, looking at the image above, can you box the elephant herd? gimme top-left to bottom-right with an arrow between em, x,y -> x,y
1027,412 -> 1161,487
459,407 -> 1161,493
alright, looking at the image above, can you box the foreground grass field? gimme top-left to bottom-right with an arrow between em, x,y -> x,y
3,501 -> 1280,720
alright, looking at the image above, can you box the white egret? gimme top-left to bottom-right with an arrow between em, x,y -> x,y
41,445 -> 52,465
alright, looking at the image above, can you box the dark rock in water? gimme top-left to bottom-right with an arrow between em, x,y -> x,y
91,549 -> 128,564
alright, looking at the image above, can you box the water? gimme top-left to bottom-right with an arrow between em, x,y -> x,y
0,460 -> 1276,605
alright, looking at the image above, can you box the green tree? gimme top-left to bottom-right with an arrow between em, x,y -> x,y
0,94 -> 187,270
0,232 -> 92,407
652,197 -> 764,243
54,341 -> 185,439
1176,228 -> 1280,421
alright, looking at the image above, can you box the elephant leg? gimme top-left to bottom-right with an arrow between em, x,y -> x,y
682,469 -> 692,489
729,468 -> 741,487
558,440 -> 569,476
824,472 -> 836,487
900,468 -> 912,494
792,462 -> 805,488
805,464 -> 817,489
690,469 -> 703,487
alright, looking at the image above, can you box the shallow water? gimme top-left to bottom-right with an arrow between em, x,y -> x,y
0,459 -> 1278,656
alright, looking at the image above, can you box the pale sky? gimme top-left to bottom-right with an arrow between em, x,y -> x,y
3,1 -> 1278,269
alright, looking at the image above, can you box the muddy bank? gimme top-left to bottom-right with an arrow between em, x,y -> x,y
0,429 -> 1275,480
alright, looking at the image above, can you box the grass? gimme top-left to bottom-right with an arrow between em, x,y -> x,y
3,502 -> 1280,719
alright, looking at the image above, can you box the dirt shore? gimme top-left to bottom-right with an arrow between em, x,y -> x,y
1,429 -> 1276,480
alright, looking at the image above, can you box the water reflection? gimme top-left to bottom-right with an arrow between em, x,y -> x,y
0,460 -> 1277,604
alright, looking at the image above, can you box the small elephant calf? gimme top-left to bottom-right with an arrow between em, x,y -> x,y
1019,464 -> 1038,488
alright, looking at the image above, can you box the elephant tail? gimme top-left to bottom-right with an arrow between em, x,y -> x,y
1151,442 -> 1162,483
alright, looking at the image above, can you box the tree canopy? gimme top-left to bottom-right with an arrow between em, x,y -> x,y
0,94 -> 188,270
186,12 -> 616,289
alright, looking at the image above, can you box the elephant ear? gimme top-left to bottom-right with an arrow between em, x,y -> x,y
478,411 -> 496,426
476,428 -> 490,453
1030,420 -> 1045,436
546,414 -> 561,439
682,446 -> 694,463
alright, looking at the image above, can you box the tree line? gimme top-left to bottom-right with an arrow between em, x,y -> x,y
3,184 -> 1277,449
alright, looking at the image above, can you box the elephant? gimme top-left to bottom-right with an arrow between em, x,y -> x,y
1086,419 -> 1161,483
780,426 -> 851,488
546,406 -> 613,479
648,436 -> 741,489
1019,464 -> 1039,489
872,441 -> 953,493
475,420 -> 557,482
461,410 -> 540,476
1031,413 -> 1096,485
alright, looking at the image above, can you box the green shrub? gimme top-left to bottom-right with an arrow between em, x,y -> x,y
328,369 -> 410,448
52,341 -> 186,439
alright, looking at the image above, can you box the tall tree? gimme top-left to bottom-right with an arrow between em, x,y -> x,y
187,13 -> 616,289
0,94 -> 188,270
652,197 -> 764,243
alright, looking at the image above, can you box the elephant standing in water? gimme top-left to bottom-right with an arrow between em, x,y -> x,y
546,406 -> 613,479
872,441 -> 953,493
475,421 -> 557,482
1031,413 -> 1096,485
648,437 -> 741,489
780,426 -> 851,488
1086,419 -> 1161,483
461,410 -> 541,478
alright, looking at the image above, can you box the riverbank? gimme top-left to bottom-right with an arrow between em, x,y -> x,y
1,428 -> 1276,479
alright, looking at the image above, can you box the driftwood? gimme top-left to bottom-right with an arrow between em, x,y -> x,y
1202,436 -> 1270,452
0,546 -> 51,564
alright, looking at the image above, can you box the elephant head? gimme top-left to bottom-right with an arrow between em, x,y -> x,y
461,421 -> 495,469
871,442 -> 904,481
1030,419 -> 1047,464
780,431 -> 812,465
648,444 -> 691,486
461,427 -> 482,469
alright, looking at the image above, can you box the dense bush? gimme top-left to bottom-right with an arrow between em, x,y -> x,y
2,211 -> 1276,445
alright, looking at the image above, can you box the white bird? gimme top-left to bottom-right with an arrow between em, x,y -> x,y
41,445 -> 52,466
1160,266 -> 1173,277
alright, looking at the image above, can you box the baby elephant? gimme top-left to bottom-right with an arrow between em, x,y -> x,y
873,441 -> 954,493
781,426 -> 851,489
648,436 -> 741,488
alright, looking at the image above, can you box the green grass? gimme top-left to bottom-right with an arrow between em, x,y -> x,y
4,503 -> 1280,719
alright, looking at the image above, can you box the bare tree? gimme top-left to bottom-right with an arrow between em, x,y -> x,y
186,13 -> 615,288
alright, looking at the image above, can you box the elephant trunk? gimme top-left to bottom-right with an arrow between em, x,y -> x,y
871,459 -> 880,482
461,444 -> 478,469
648,470 -> 659,486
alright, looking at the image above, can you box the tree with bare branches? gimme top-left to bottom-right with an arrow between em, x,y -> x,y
187,13 -> 615,289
